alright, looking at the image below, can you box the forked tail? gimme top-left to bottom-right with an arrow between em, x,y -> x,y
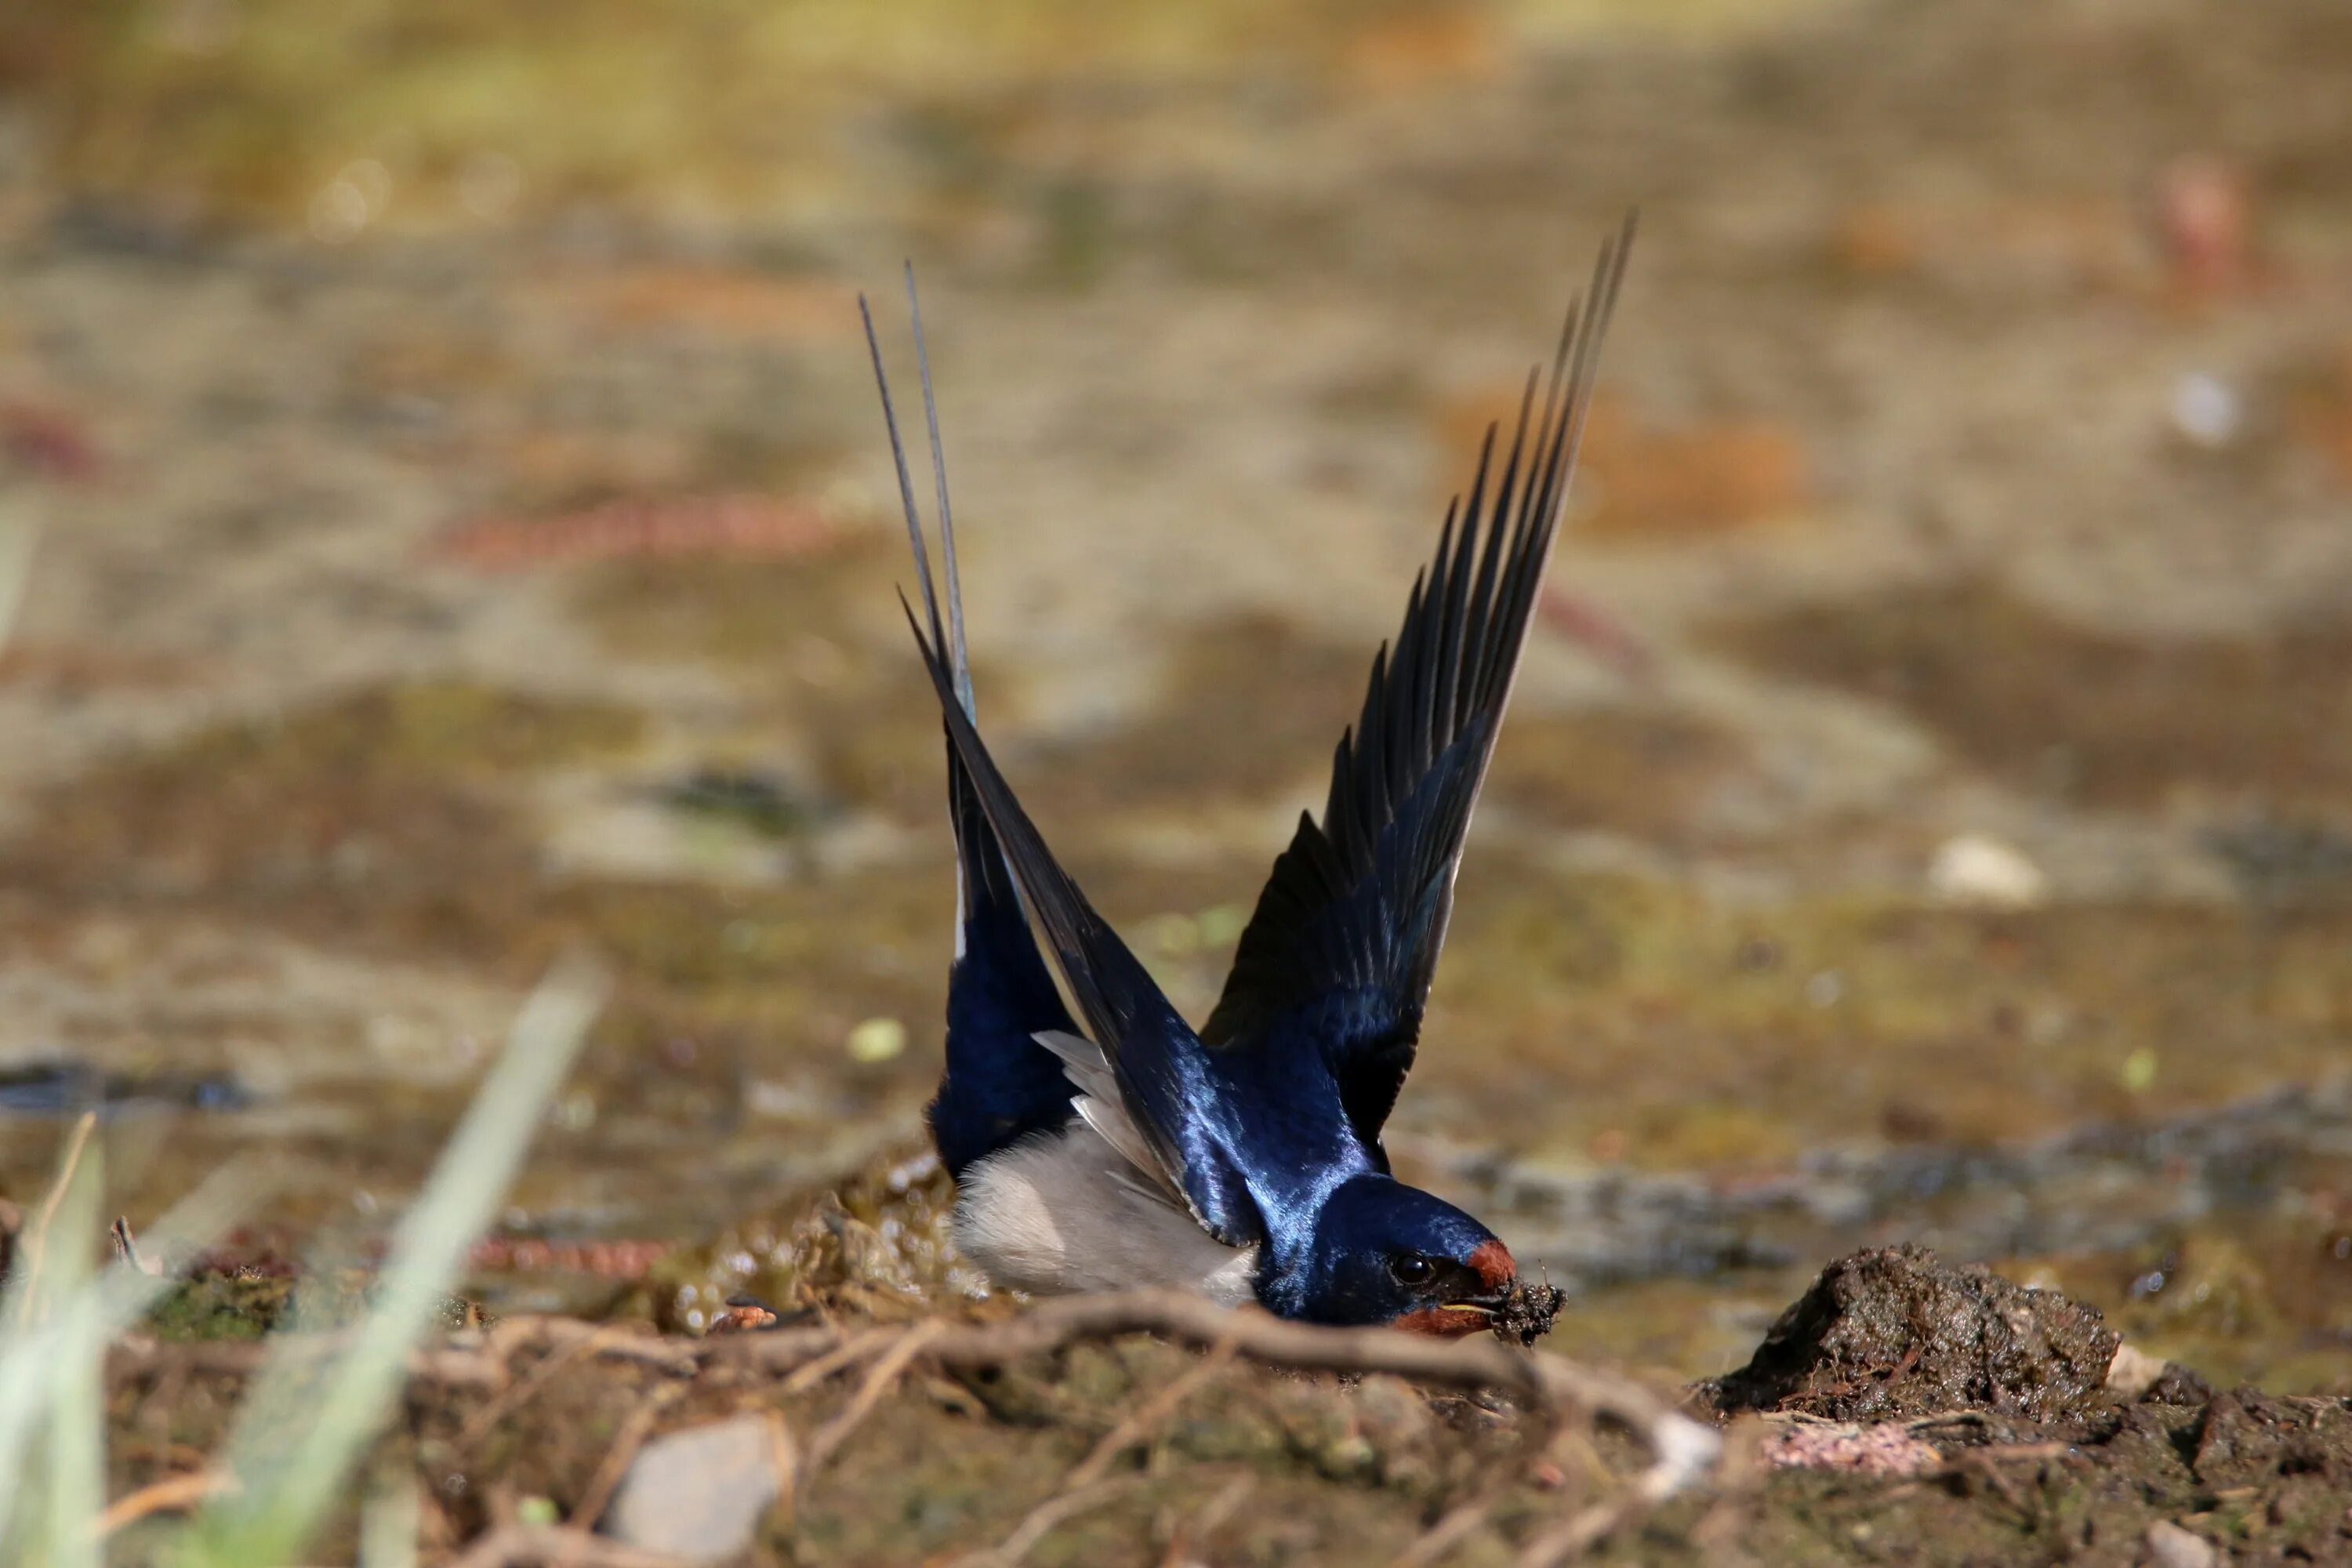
860,272 -> 1078,1177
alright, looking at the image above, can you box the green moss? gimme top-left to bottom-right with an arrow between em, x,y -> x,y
143,1271 -> 297,1341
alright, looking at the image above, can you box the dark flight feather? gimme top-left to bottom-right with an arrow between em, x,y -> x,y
1200,215 -> 1637,1151
899,596 -> 1267,1245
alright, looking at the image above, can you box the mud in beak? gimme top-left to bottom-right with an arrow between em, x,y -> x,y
1490,1277 -> 1565,1346
1396,1240 -> 1525,1338
1396,1240 -> 1565,1345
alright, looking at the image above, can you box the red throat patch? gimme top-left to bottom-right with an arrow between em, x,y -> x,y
1468,1239 -> 1515,1292
1392,1305 -> 1492,1338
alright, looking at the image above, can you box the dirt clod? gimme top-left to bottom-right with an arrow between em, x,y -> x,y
1704,1243 -> 2121,1422
1494,1278 -> 1565,1347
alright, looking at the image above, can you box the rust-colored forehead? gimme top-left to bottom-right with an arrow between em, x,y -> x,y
1467,1238 -> 1515,1291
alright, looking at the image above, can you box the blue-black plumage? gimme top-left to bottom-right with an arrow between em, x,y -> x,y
862,216 -> 1635,1338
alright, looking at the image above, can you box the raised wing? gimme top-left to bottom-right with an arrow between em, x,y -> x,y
1200,217 -> 1635,1150
899,597 -> 1266,1248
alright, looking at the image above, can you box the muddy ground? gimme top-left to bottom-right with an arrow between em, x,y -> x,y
5,0 -> 2352,1558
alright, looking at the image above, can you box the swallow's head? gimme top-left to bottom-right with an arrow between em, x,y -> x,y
1290,1174 -> 1518,1336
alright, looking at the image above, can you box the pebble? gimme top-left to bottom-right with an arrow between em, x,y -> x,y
2104,1342 -> 2167,1402
847,1016 -> 907,1063
2170,372 -> 2242,449
606,1415 -> 788,1562
1927,834 -> 2049,909
2142,1520 -> 2217,1568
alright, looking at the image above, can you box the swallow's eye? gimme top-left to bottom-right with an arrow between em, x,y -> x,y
1388,1254 -> 1436,1287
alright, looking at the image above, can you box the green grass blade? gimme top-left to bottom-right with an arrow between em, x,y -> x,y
38,1143 -> 105,1568
0,1162 -> 258,1553
358,1471 -> 421,1568
193,956 -> 606,1566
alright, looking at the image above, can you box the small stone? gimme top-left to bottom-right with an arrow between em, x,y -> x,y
2170,372 -> 2242,449
1928,835 -> 2048,909
2105,1343 -> 2166,1401
2143,1520 -> 2217,1568
846,1016 -> 907,1063
605,1415 -> 786,1563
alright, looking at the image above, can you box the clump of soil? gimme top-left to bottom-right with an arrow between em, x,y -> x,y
1703,1243 -> 2120,1421
1494,1276 -> 1566,1347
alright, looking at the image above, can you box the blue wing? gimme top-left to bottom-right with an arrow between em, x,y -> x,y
898,594 -> 1272,1249
862,277 -> 1077,1179
1200,218 -> 1635,1152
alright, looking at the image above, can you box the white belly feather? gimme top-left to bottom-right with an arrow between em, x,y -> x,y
954,1120 -> 1259,1306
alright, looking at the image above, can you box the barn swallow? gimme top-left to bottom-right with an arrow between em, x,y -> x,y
860,216 -> 1633,1339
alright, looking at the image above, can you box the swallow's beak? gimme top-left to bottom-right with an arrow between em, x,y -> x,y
1395,1239 -> 1520,1338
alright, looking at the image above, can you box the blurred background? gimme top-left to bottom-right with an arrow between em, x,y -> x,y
1,0 -> 2350,1386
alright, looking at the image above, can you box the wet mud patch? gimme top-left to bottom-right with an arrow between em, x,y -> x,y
0,675 -> 972,1236
1010,613 -> 1751,854
1709,581 -> 2352,813
2042,1209 -> 2352,1396
1486,704 -> 1752,846
1417,863 -> 2352,1167
573,532 -> 981,822
11,678 -> 643,917
1018,612 -> 1371,818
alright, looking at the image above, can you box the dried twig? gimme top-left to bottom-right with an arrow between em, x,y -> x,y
707,1289 -> 1704,1460
776,1324 -> 897,1395
1394,1420 -> 1588,1568
481,1316 -> 702,1375
1066,1333 -> 1239,1490
92,1469 -> 238,1537
1394,1491 -> 1504,1568
572,1383 -> 688,1530
803,1318 -> 948,1475
713,1293 -> 1719,1564
1158,1470 -> 1256,1568
762,1410 -> 800,1527
102,1288 -> 1719,1563
14,1109 -> 97,1323
952,1479 -> 1137,1568
1512,1494 -> 1638,1568
457,1323 -> 637,1450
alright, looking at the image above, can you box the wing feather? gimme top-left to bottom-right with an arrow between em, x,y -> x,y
1201,216 -> 1636,1150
